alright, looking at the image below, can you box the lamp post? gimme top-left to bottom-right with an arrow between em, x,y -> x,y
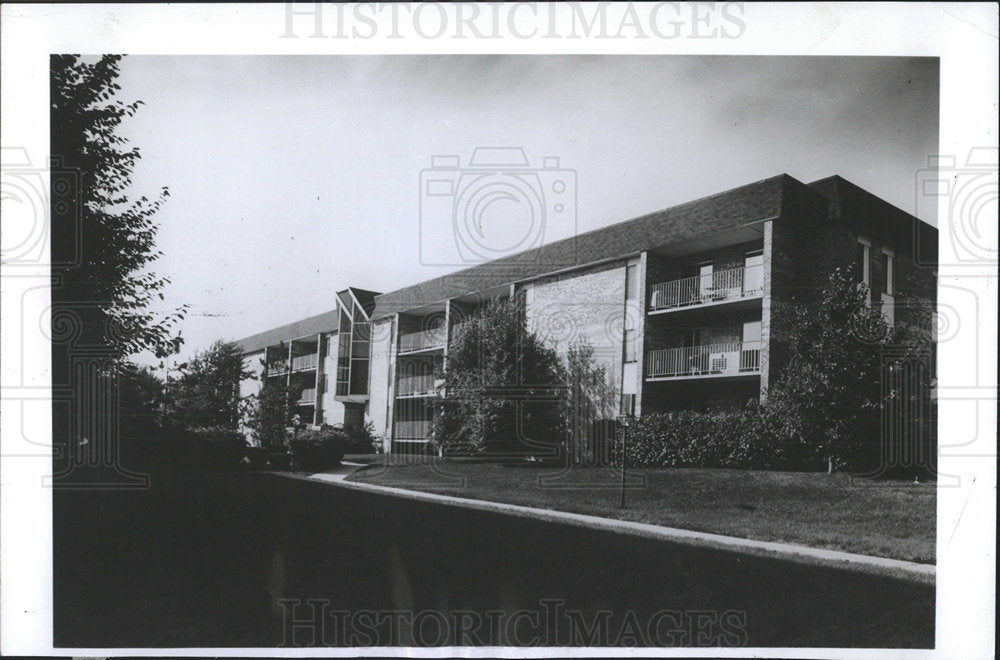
618,414 -> 633,509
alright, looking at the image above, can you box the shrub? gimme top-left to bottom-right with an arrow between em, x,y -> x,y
249,380 -> 304,450
614,406 -> 784,470
288,427 -> 349,471
267,450 -> 292,470
244,446 -> 268,470
616,398 -> 894,473
338,421 -> 383,454
185,425 -> 248,469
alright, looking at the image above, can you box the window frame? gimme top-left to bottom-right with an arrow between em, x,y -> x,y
625,263 -> 639,300
881,247 -> 895,296
856,236 -> 872,305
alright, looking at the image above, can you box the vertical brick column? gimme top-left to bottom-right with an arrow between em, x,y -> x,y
759,220 -> 774,398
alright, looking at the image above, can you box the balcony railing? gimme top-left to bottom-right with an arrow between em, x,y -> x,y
397,373 -> 438,397
398,327 -> 446,353
291,352 -> 318,372
647,341 -> 761,379
394,420 -> 432,440
298,387 -> 317,405
649,264 -> 764,312
267,360 -> 288,376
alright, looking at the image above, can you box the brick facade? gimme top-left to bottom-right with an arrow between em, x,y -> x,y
235,174 -> 937,454
522,260 -> 628,387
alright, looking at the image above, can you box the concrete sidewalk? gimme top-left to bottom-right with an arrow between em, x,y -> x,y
302,463 -> 935,583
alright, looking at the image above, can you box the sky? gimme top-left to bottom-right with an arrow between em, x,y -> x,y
111,55 -> 939,364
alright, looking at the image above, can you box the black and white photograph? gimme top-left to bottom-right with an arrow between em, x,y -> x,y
1,3 -> 996,658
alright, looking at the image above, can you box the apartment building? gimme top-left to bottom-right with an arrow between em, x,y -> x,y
236,174 -> 937,453
236,288 -> 379,445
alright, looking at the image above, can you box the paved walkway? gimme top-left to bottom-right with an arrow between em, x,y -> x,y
304,462 -> 934,582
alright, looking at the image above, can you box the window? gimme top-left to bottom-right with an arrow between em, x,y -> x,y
625,264 -> 638,300
619,393 -> 636,417
741,322 -> 762,372
679,262 -> 711,303
683,328 -> 708,347
744,251 -> 764,293
623,327 -> 637,363
855,237 -> 872,306
855,238 -> 871,287
881,247 -> 895,326
882,250 -> 894,295
698,262 -> 713,297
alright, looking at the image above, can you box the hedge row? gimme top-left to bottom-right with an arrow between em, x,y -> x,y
616,410 -> 780,469
288,427 -> 349,471
613,408 -> 882,472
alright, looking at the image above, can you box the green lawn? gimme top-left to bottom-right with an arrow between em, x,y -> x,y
344,455 -> 935,563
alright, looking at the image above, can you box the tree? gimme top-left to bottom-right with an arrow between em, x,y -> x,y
117,362 -> 168,436
168,340 -> 252,429
432,295 -> 567,454
50,54 -> 186,367
565,340 -> 619,464
249,379 -> 305,450
767,267 -> 899,472
50,55 -> 187,483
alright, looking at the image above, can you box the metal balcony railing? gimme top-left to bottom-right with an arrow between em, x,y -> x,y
394,419 -> 432,440
649,264 -> 764,312
291,352 -> 318,372
396,374 -> 437,397
646,341 -> 762,378
398,327 -> 446,353
298,387 -> 317,405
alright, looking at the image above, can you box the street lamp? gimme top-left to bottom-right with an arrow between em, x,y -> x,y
617,414 -> 634,508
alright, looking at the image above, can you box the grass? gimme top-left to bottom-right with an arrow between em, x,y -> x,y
344,455 -> 935,563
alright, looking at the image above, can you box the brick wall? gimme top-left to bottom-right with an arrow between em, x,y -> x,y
522,260 -> 628,407
768,182 -> 937,387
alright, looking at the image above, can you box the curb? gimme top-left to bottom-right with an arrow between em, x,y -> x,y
290,465 -> 935,584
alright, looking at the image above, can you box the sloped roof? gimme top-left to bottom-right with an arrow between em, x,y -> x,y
335,287 -> 381,318
236,308 -> 340,355
808,175 -> 938,264
372,174 -> 813,319
236,286 -> 383,354
348,287 -> 380,314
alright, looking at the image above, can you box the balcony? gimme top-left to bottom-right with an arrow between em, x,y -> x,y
398,327 -> 446,354
298,387 -> 317,405
396,373 -> 438,398
266,360 -> 288,376
649,264 -> 764,313
646,341 -> 761,380
394,419 -> 432,441
291,352 -> 318,372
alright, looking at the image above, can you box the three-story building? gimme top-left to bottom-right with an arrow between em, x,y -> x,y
236,174 -> 937,453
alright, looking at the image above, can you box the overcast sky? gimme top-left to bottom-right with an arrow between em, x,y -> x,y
112,55 -> 939,364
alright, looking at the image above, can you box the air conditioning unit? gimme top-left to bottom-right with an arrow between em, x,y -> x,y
710,351 -> 739,374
